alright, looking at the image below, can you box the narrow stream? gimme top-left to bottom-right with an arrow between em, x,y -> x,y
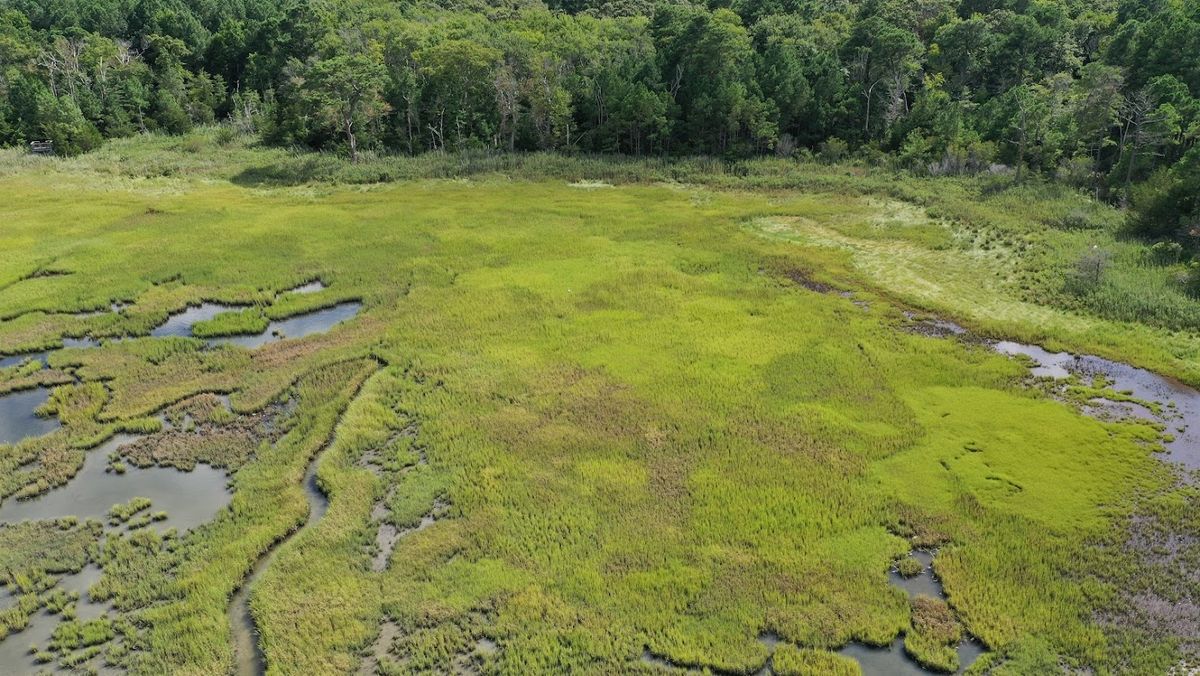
992,341 -> 1200,469
228,443 -> 332,676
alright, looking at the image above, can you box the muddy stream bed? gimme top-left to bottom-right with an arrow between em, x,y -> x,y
228,440 -> 332,676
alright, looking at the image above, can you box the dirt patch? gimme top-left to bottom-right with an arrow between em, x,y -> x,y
357,619 -> 402,676
902,311 -> 969,339
371,498 -> 448,573
783,268 -> 837,294
1098,500 -> 1200,664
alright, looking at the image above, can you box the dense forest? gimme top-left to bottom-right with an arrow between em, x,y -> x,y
0,0 -> 1198,249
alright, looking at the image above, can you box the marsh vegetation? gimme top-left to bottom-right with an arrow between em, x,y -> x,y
0,137 -> 1197,676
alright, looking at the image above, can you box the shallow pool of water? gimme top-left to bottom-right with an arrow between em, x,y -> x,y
0,352 -> 49,369
0,338 -> 100,372
211,302 -> 362,349
992,341 -> 1200,469
839,547 -> 985,675
0,565 -> 108,674
889,551 -> 943,599
0,388 -> 60,445
150,303 -> 245,338
287,281 -> 327,295
0,606 -> 59,674
0,434 -> 232,531
840,637 -> 983,675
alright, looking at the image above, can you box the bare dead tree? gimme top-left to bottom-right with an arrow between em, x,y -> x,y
1117,88 -> 1171,203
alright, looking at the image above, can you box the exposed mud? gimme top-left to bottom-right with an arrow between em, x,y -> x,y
783,268 -> 838,294
902,311 -> 970,339
228,437 -> 331,676
357,620 -> 402,676
372,498 -> 448,573
358,425 -> 445,573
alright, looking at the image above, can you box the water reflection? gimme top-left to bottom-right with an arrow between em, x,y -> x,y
0,388 -> 59,445
210,302 -> 362,349
150,303 -> 246,338
992,341 -> 1200,469
0,434 -> 231,531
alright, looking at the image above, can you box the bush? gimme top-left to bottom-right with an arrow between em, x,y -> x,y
1066,246 -> 1111,295
819,137 -> 849,164
1150,241 -> 1184,265
1056,208 -> 1101,230
1184,261 -> 1200,298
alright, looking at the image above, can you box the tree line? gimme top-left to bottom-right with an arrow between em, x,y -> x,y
1,0 -> 1198,249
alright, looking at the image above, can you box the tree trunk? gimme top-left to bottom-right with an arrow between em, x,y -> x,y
1123,132 -> 1141,206
345,118 -> 359,163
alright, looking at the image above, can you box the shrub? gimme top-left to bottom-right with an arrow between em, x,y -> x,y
1150,241 -> 1184,265
1066,246 -> 1111,295
1183,261 -> 1200,298
819,137 -> 850,164
1056,208 -> 1101,230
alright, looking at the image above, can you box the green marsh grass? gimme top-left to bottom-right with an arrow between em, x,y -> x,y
0,133 -> 1195,673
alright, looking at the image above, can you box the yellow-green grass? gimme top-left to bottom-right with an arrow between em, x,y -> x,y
0,135 -> 1194,674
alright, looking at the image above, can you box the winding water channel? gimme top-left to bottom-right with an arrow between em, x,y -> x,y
3,298 -> 1198,674
0,290 -> 360,675
228,440 -> 333,676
